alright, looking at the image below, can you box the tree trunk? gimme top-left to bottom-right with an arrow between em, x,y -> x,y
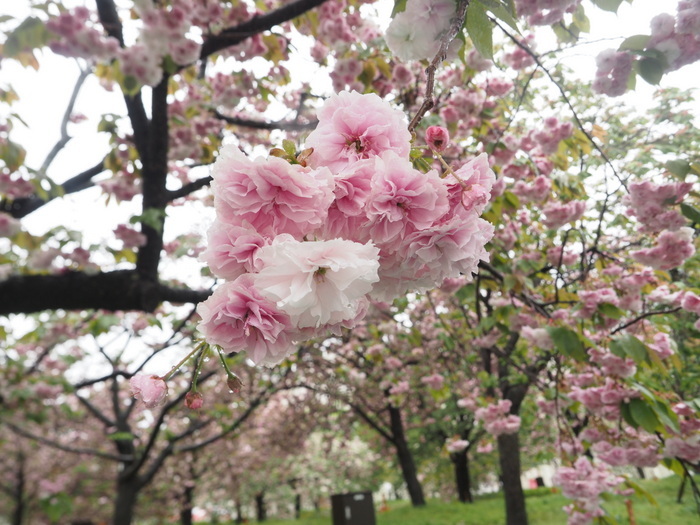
497,432 -> 528,525
388,405 -> 426,506
451,452 -> 473,503
12,453 -> 26,525
112,478 -> 140,525
255,491 -> 266,522
294,493 -> 301,519
180,483 -> 194,525
235,500 -> 244,524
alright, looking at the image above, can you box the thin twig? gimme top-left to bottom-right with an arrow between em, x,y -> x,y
408,0 -> 470,132
494,20 -> 629,192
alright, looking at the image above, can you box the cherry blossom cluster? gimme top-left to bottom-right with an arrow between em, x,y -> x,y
514,0 -> 581,27
623,180 -> 692,233
630,226 -> 696,271
592,50 -> 633,98
45,7 -> 120,61
553,457 -> 624,525
385,0 -> 456,62
475,399 -> 521,436
648,3 -> 700,72
197,91 -> 495,366
46,3 -> 201,87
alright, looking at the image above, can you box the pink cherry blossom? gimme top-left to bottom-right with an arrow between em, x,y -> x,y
446,439 -> 470,453
365,152 -> 449,246
200,222 -> 268,280
542,200 -> 586,229
253,237 -> 380,329
130,374 -> 168,408
196,274 -> 294,366
211,145 -> 334,239
305,91 -> 411,172
631,227 -> 696,270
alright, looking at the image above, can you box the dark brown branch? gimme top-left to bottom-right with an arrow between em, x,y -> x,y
0,270 -> 211,316
610,307 -> 682,335
95,0 -> 150,161
214,111 -> 318,131
4,421 -> 130,462
2,160 -> 106,218
136,75 -> 170,281
200,0 -> 330,59
40,68 -> 91,174
166,176 -> 212,202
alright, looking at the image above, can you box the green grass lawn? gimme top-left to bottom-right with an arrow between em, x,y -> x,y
238,476 -> 698,525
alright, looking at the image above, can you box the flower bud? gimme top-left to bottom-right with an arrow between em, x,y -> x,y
227,374 -> 243,394
185,391 -> 204,410
426,126 -> 449,153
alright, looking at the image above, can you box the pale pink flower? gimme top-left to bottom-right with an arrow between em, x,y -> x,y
130,374 -> 168,408
421,373 -> 445,390
542,200 -> 586,229
390,380 -> 410,395
305,91 -> 411,172
366,152 -> 449,246
114,224 -> 147,248
211,145 -> 334,239
446,439 -> 470,453
0,212 -> 20,237
521,326 -> 554,350
200,222 -> 267,280
196,274 -> 294,366
450,153 -> 496,215
253,237 -> 380,329
631,227 -> 696,270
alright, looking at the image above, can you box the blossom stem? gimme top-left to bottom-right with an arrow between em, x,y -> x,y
161,341 -> 207,381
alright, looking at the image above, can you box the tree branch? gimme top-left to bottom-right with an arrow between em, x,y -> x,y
40,67 -> 91,175
2,160 -> 106,218
0,270 -> 211,316
4,421 -> 130,462
214,111 -> 318,131
408,0 -> 469,132
200,0 -> 330,59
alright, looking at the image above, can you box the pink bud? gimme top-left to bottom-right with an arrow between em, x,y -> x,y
227,375 -> 243,394
129,375 -> 168,408
426,126 -> 449,153
185,391 -> 204,410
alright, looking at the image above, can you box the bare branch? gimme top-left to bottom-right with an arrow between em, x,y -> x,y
200,0 -> 330,59
214,111 -> 318,131
40,67 -> 91,174
408,0 -> 470,132
2,160 -> 106,218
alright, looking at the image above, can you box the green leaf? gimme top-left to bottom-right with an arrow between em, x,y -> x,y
4,16 -> 51,57
466,1 -> 494,60
597,302 -> 625,320
666,159 -> 691,178
619,34 -> 651,52
610,334 -> 649,364
546,326 -> 587,362
637,56 -> 665,85
620,401 -> 637,429
476,0 -> 520,33
628,398 -> 660,433
681,203 -> 700,224
282,139 -> 297,157
591,0 -> 624,12
391,0 -> 408,16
